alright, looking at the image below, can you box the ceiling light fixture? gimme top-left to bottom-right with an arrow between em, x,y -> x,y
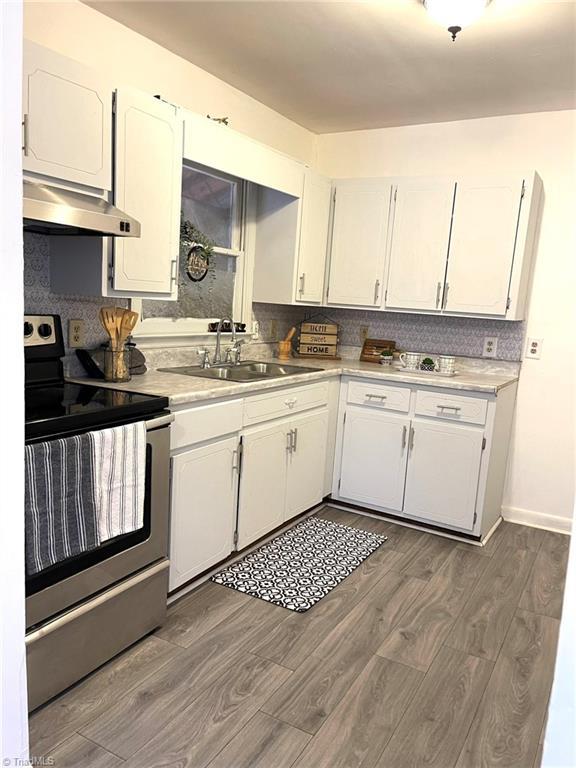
424,0 -> 491,41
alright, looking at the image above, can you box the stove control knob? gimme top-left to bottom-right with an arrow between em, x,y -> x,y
24,321 -> 34,338
38,323 -> 53,339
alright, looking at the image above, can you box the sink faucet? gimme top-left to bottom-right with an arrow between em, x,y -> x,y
213,316 -> 236,365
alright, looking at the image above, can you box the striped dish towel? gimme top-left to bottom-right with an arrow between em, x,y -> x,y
90,422 -> 147,542
25,435 -> 100,575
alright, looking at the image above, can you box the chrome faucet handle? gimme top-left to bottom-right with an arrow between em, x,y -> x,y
225,340 -> 243,366
196,348 -> 211,369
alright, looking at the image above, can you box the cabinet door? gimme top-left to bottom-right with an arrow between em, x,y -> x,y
444,178 -> 524,316
113,88 -> 183,297
403,420 -> 483,531
237,421 -> 289,549
339,407 -> 410,511
385,180 -> 455,311
169,437 -> 238,591
295,170 -> 332,303
286,409 -> 329,519
327,181 -> 391,306
23,41 -> 112,190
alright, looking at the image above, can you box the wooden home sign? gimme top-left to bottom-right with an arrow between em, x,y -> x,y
296,318 -> 340,359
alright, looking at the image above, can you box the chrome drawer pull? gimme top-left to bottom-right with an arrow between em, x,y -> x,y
438,404 -> 461,412
285,398 -> 297,409
365,393 -> 387,401
402,425 -> 407,451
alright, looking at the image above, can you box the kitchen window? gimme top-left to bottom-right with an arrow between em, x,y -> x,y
134,162 -> 251,338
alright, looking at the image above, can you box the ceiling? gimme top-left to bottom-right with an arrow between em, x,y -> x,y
85,0 -> 576,133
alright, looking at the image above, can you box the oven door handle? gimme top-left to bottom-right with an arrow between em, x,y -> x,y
145,413 -> 174,431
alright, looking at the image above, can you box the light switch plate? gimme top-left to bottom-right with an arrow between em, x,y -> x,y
68,319 -> 85,348
359,325 -> 369,343
525,337 -> 543,360
482,337 -> 498,358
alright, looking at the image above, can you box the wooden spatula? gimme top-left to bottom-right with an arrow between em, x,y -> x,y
100,306 -> 119,349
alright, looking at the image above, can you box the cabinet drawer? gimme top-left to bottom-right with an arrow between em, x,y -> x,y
347,381 -> 410,413
244,382 -> 329,426
171,399 -> 243,450
415,390 -> 488,425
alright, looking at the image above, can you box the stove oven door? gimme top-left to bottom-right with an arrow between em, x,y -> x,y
25,413 -> 172,630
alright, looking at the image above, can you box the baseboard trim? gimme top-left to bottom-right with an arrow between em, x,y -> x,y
502,505 -> 573,535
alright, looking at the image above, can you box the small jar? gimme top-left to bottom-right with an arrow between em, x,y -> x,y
104,347 -> 131,382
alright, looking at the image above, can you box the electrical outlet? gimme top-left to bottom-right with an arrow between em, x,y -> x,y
252,320 -> 260,340
482,337 -> 498,358
68,319 -> 85,348
270,319 -> 278,339
525,337 -> 543,360
359,325 -> 369,343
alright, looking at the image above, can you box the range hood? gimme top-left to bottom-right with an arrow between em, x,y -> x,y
23,181 -> 141,238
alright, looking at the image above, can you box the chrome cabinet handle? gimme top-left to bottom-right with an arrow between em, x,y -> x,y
22,114 -> 29,156
438,404 -> 461,412
408,425 -> 415,453
299,273 -> 306,294
286,430 -> 293,453
292,428 -> 298,453
232,447 -> 240,471
374,279 -> 381,304
402,425 -> 407,451
436,282 -> 442,308
442,282 -> 450,309
170,259 -> 178,287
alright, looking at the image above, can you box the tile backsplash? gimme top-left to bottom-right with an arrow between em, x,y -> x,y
253,303 -> 525,361
24,233 -> 128,375
24,233 -> 525,379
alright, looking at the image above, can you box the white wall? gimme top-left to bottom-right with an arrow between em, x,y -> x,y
23,0 -> 316,165
319,110 -> 576,530
0,0 -> 29,763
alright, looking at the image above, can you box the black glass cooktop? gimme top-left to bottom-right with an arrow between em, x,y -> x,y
25,382 -> 169,441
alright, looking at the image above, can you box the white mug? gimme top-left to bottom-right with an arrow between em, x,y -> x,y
399,351 -> 420,370
437,355 -> 456,374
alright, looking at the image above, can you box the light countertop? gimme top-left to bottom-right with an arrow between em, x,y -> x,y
69,356 -> 519,406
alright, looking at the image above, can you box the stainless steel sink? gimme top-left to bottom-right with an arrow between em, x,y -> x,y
157,360 -> 323,382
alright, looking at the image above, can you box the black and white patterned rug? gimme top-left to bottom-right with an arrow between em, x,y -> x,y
211,516 -> 387,612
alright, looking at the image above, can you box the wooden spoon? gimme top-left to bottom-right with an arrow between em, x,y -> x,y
117,309 -> 139,349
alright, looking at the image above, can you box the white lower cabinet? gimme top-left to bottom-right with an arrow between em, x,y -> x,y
339,407 -> 409,511
238,408 -> 329,549
403,420 -> 483,531
285,410 -> 329,519
334,378 -> 518,539
169,436 -> 239,591
237,421 -> 289,550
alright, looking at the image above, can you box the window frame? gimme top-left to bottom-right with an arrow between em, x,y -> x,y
132,165 -> 256,341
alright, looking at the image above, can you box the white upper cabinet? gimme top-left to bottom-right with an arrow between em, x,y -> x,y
112,88 -> 183,297
444,175 -> 540,318
295,170 -> 332,303
23,41 -> 112,190
385,180 -> 455,312
327,180 -> 391,307
252,168 -> 332,306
